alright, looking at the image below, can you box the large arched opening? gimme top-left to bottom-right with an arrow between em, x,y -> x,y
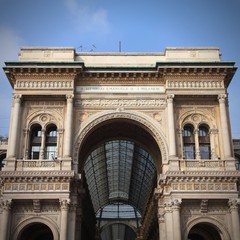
78,118 -> 163,239
17,222 -> 53,240
188,222 -> 222,240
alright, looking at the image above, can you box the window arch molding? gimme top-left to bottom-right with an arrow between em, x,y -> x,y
25,110 -> 63,131
180,111 -> 216,160
26,114 -> 60,160
178,109 -> 215,131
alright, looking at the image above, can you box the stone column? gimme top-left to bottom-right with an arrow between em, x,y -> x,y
8,94 -> 22,158
68,203 -> 77,240
39,129 -> 46,160
0,199 -> 12,240
63,95 -> 74,158
23,128 -> 30,159
167,94 -> 177,158
60,199 -> 70,240
172,200 -> 181,240
209,128 -> 218,160
218,94 -> 232,158
164,202 -> 173,240
158,213 -> 166,240
229,199 -> 240,240
194,129 -> 200,160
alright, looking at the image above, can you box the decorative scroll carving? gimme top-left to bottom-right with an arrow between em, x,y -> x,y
33,200 -> 41,213
15,80 -> 73,89
75,99 -> 166,108
200,200 -> 208,213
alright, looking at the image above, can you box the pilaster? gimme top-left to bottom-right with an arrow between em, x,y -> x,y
229,199 -> 240,240
59,199 -> 70,240
0,199 -> 12,240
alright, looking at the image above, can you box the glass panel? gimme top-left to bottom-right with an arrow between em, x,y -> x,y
31,146 -> 40,159
183,125 -> 194,137
84,139 -> 156,224
184,145 -> 195,159
45,146 -> 57,160
199,126 -> 208,137
200,145 -> 211,159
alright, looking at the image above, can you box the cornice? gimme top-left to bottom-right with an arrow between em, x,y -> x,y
0,170 -> 75,180
158,171 -> 240,185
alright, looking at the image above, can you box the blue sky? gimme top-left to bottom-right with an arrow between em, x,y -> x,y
0,0 -> 240,138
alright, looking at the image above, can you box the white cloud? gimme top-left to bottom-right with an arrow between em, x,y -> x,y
0,26 -> 24,136
64,0 -> 110,34
0,26 -> 24,67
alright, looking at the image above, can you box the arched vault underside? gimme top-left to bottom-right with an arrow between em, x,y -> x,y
78,119 -> 161,237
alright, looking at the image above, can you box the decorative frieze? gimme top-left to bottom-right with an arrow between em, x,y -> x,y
3,182 -> 70,193
75,98 -> 166,108
167,80 -> 224,89
15,80 -> 73,90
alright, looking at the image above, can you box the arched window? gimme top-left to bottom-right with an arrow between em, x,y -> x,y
199,124 -> 211,159
29,124 -> 42,159
183,124 -> 195,159
45,125 -> 57,160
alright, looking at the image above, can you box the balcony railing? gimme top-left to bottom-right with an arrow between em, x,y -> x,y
16,159 -> 62,171
179,159 -> 226,171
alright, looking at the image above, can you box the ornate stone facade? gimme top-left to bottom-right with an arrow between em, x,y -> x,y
0,47 -> 239,240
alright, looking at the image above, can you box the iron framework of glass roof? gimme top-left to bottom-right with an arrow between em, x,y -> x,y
84,139 -> 157,227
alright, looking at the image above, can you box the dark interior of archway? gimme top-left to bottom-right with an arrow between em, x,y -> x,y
18,223 -> 53,240
79,119 -> 161,173
79,120 -> 160,240
188,223 -> 222,240
101,223 -> 137,240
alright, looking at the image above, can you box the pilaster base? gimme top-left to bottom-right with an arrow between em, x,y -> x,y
225,158 -> 237,171
169,157 -> 179,171
61,158 -> 72,170
2,157 -> 16,171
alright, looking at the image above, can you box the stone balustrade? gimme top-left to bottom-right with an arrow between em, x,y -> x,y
16,159 -> 62,171
179,159 -> 226,171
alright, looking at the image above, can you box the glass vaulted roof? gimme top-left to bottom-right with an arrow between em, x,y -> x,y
84,139 -> 157,221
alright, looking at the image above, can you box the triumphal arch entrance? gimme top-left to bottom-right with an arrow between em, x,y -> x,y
1,47 -> 240,240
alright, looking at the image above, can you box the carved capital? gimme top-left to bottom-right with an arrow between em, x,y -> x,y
13,94 -> 22,104
218,94 -> 227,104
60,199 -> 70,211
228,199 -> 239,211
172,199 -> 181,210
0,199 -> 12,211
167,94 -> 175,103
66,94 -> 74,103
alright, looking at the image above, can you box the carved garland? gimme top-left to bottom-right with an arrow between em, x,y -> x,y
73,111 -> 168,165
